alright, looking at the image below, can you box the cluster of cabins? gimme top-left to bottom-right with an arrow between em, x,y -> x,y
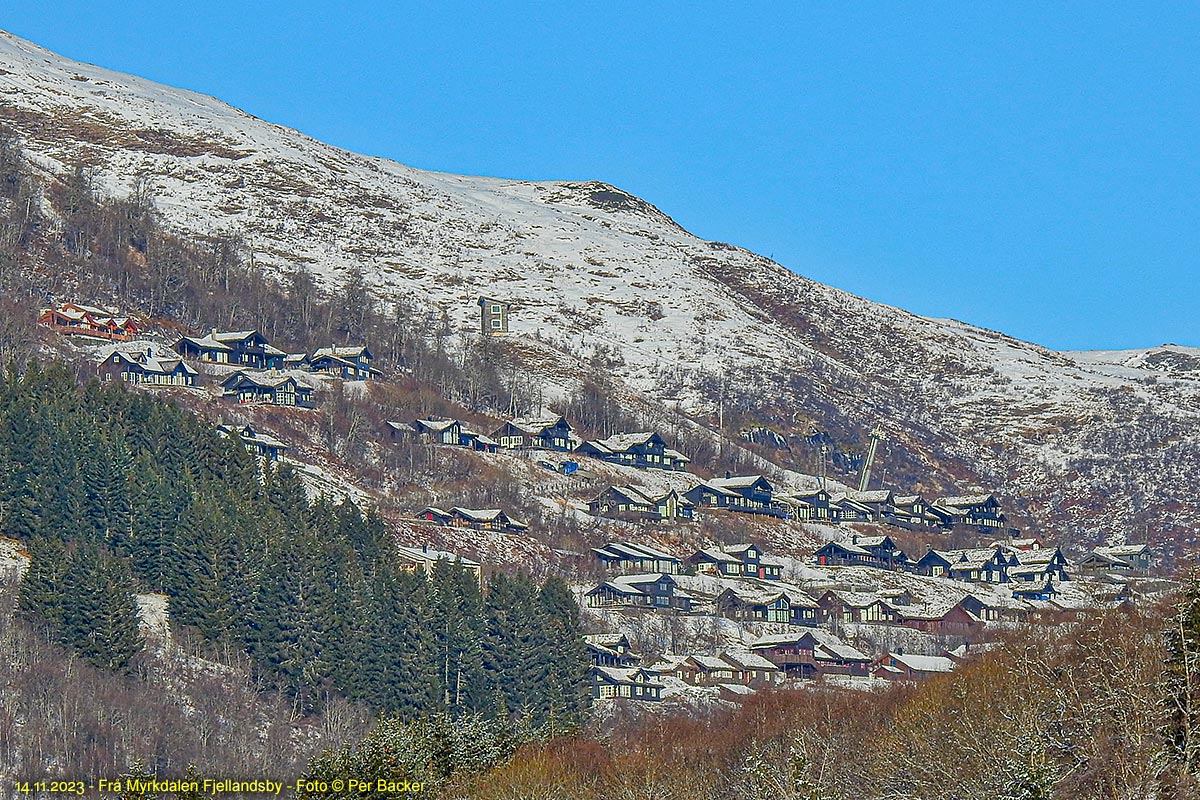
84,319 -> 379,408
813,534 -> 1073,597
587,629 -> 968,702
585,536 -> 1153,644
584,539 -> 1024,633
392,413 -> 1016,539
588,474 -> 1013,535
414,506 -> 529,533
585,537 -> 1156,704
390,415 -> 692,471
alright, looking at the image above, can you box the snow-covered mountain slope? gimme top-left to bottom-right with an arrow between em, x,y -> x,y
1,31 -> 1197,553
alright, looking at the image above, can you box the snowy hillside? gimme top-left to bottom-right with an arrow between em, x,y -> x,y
1,30 -> 1197,551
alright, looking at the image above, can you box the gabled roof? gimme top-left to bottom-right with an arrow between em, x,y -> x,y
593,573 -> 688,598
1011,547 -> 1064,566
592,666 -> 661,686
937,494 -> 997,507
217,423 -> 287,450
177,334 -> 232,351
848,489 -> 893,504
886,652 -> 956,674
719,651 -> 780,671
584,633 -> 631,651
312,345 -> 372,360
506,416 -> 570,435
815,540 -> 871,557
692,547 -> 743,565
750,629 -> 870,662
593,541 -> 679,563
819,589 -> 890,609
1094,544 -> 1153,558
415,418 -> 460,433
450,507 -> 528,529
221,370 -> 313,390
683,655 -> 735,672
107,348 -> 198,377
708,474 -> 772,491
852,535 -> 893,548
395,545 -> 480,568
588,431 -> 663,453
211,329 -> 264,343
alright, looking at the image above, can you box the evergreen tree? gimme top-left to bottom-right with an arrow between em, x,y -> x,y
62,544 -> 144,672
17,534 -> 69,632
538,575 -> 592,723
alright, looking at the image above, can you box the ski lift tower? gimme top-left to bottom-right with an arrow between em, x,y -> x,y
858,427 -> 884,492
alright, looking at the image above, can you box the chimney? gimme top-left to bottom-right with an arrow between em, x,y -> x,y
725,470 -> 732,480
852,534 -> 858,545
423,543 -> 428,553
210,327 -> 218,338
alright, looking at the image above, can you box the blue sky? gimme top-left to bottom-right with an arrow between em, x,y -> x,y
6,3 -> 1197,349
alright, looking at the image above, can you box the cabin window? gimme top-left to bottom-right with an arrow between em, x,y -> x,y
491,305 -> 501,313
491,319 -> 502,329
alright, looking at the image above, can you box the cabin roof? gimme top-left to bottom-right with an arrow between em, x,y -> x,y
394,545 -> 480,568
887,652 -> 957,673
937,494 -> 997,507
593,541 -> 679,562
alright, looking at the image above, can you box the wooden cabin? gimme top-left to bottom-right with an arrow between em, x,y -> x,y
38,302 -> 140,341
576,432 -> 690,470
935,494 -> 1007,530
308,345 -> 378,380
750,630 -> 872,678
220,371 -> 316,408
591,666 -> 662,701
585,573 -> 693,612
394,545 -> 482,584
175,329 -> 285,369
592,542 -> 680,574
871,651 -> 957,681
588,486 -> 695,523
216,423 -> 288,462
98,348 -> 198,386
584,634 -> 640,668
1078,544 -> 1155,575
684,474 -> 789,518
493,416 -> 574,451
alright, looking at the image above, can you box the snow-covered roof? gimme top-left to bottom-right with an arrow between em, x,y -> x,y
937,494 -> 996,507
217,423 -> 287,450
720,650 -> 780,671
708,474 -> 769,490
177,334 -> 232,351
395,545 -> 481,568
107,347 -> 198,377
888,652 -> 956,673
594,541 -> 679,562
507,416 -> 568,434
848,489 -> 892,503
593,666 -> 661,686
312,345 -> 370,359
590,431 -> 658,451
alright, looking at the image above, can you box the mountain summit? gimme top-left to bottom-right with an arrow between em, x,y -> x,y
1,30 -> 1196,551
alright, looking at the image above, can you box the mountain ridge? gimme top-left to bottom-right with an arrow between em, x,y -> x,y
1,29 -> 1197,554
